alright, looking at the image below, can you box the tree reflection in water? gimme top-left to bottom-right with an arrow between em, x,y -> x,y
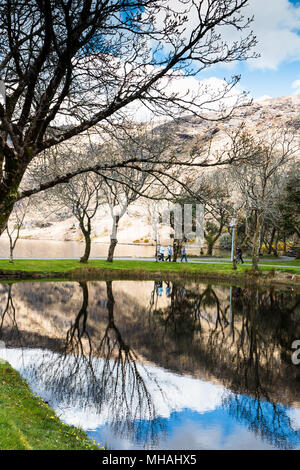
0,279 -> 299,449
147,281 -> 300,449
1,281 -> 165,447
0,284 -> 23,348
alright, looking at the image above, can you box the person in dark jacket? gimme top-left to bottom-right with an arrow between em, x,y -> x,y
236,245 -> 244,264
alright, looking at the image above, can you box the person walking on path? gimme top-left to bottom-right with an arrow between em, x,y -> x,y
236,245 -> 244,264
159,245 -> 165,261
180,245 -> 188,263
166,245 -> 172,262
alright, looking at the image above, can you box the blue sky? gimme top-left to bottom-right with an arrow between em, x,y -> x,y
88,398 -> 300,450
197,0 -> 300,99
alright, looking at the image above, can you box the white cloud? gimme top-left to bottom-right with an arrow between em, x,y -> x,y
208,0 -> 300,70
288,408 -> 300,431
53,54 -> 247,124
125,74 -> 246,122
246,0 -> 300,69
8,347 -> 224,428
292,78 -> 300,94
55,0 -> 300,126
255,95 -> 272,102
153,0 -> 300,71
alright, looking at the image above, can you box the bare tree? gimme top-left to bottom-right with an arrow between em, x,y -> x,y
200,172 -> 232,255
99,134 -> 157,262
5,198 -> 30,262
57,173 -> 103,263
231,129 -> 297,270
0,0 -> 257,234
62,280 -> 162,443
262,167 -> 300,256
32,124 -> 169,262
42,144 -> 105,263
103,176 -> 147,262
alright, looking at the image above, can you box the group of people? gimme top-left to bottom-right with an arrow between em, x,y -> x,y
155,281 -> 186,297
157,243 -> 244,264
158,245 -> 188,263
155,281 -> 171,297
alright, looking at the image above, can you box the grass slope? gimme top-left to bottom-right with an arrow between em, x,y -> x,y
0,362 -> 101,450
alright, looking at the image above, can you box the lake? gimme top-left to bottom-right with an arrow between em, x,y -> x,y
0,280 -> 300,450
0,238 -> 155,259
0,238 -> 223,259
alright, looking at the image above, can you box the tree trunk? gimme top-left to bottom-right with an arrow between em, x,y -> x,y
267,227 -> 276,254
9,244 -> 14,263
257,228 -> 262,256
106,281 -> 115,324
207,242 -> 214,256
172,238 -> 182,262
272,231 -> 279,257
283,233 -> 287,254
294,235 -> 300,259
252,210 -> 262,271
172,239 -> 177,262
80,229 -> 91,263
232,226 -> 238,270
241,216 -> 251,248
0,160 -> 27,235
0,199 -> 15,235
107,238 -> 118,262
107,216 -> 119,262
155,240 -> 159,262
72,282 -> 89,336
7,231 -> 14,263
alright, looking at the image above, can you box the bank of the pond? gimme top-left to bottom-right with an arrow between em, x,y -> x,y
0,259 -> 299,288
0,362 -> 102,450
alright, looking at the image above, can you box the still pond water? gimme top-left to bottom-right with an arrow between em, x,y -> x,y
1,280 -> 300,450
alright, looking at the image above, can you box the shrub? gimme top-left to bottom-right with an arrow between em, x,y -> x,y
219,233 -> 232,251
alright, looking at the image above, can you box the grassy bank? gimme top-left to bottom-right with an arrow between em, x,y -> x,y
0,259 -> 300,273
0,258 -> 299,275
0,259 -> 299,289
0,362 -> 101,450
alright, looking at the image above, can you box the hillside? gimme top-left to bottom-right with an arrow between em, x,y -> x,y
3,95 -> 300,247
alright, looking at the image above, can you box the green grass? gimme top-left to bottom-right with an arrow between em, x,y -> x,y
254,259 -> 300,266
0,362 -> 102,450
0,258 -> 299,276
